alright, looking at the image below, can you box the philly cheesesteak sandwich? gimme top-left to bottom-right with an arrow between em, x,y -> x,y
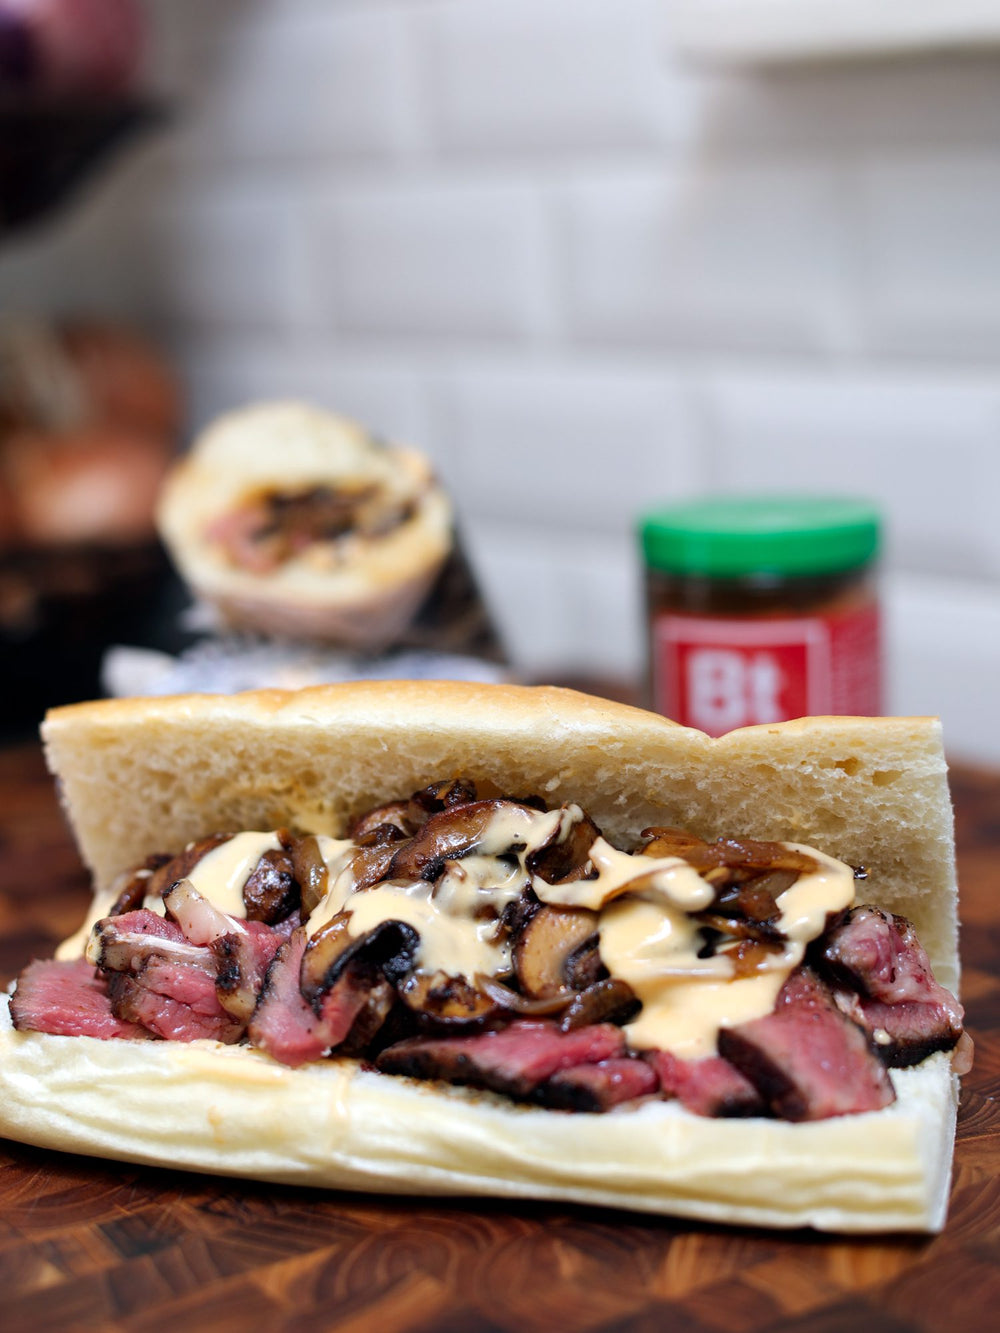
0,682 -> 968,1232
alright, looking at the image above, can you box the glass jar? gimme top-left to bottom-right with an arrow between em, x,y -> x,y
639,496 -> 882,735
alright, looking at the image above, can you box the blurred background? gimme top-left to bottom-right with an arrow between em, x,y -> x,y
2,0 -> 999,761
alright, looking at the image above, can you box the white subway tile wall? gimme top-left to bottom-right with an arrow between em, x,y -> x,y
2,0 -> 998,761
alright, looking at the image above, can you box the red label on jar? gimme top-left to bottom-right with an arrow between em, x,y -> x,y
651,604 -> 881,736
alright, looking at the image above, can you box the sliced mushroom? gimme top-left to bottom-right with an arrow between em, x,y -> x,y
398,971 -> 501,1029
338,979 -> 398,1055
300,911 -> 419,1012
526,809 -> 601,885
559,978 -> 639,1032
695,868 -> 800,942
291,835 -> 329,917
146,833 -> 232,902
387,798 -> 538,884
406,778 -> 478,823
108,853 -> 172,916
640,828 -> 817,877
564,936 -> 605,991
349,801 -> 415,840
350,840 -> 401,891
243,847 -> 300,924
513,905 -> 599,999
475,973 -> 573,1017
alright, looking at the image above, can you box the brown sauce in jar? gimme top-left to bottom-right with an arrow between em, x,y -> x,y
639,498 -> 881,735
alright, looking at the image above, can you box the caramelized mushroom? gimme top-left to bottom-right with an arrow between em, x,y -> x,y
349,800 -> 415,840
291,835 -> 329,916
640,828 -> 816,878
300,912 -> 418,1012
398,971 -> 501,1028
108,853 -> 172,916
513,905 -> 599,999
350,840 -> 401,891
387,799 -> 538,883
559,978 -> 639,1032
243,846 -> 300,923
406,778 -> 478,823
526,810 -> 601,885
146,833 -> 232,901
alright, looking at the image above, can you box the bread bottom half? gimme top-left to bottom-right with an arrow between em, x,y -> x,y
0,992 -> 958,1233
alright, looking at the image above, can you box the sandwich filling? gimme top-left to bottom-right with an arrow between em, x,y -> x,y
11,779 -> 965,1121
205,483 -> 420,575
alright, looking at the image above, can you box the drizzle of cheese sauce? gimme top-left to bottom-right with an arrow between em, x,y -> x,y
599,845 -> 856,1057
182,831 -> 283,919
535,837 -> 714,913
82,804 -> 856,1063
138,832 -> 286,922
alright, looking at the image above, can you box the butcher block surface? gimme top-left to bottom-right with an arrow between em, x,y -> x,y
0,737 -> 998,1333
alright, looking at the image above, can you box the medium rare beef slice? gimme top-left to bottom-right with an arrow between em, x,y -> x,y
248,930 -> 328,1067
834,990 -> 963,1068
718,968 -> 895,1121
108,960 -> 243,1044
818,906 -> 963,1064
820,906 -> 963,1018
247,928 -> 381,1067
540,1057 -> 659,1112
11,959 -> 151,1040
645,1049 -> 765,1118
376,1019 -> 625,1100
213,920 -> 288,1023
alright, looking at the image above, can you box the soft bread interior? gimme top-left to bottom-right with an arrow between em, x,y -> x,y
156,402 -> 453,644
42,681 -> 959,992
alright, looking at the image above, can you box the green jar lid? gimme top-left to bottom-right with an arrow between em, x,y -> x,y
640,496 -> 881,578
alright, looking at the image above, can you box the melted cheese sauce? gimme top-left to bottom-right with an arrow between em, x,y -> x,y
87,804 -> 856,1062
184,832 -> 283,919
535,837 -> 714,913
598,845 -> 855,1057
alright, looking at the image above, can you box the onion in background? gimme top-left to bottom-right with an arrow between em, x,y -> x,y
0,0 -> 144,101
0,318 -> 180,548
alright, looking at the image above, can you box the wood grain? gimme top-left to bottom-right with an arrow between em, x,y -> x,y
1,739 -> 997,1333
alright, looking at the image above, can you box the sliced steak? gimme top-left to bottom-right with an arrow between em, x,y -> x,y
88,910 -> 214,975
212,919 -> 288,1023
645,1049 -> 765,1118
247,928 -> 380,1067
834,990 -> 964,1068
248,929 -> 327,1068
10,958 -> 150,1040
718,968 -> 896,1121
376,1019 -> 626,1100
540,1057 -> 658,1112
820,906 -> 963,1020
108,959 -> 243,1044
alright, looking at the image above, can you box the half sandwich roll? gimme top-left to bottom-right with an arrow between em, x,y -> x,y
156,402 -> 454,645
0,682 -> 965,1233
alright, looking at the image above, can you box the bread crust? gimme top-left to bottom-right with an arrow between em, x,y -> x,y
0,682 -> 962,1231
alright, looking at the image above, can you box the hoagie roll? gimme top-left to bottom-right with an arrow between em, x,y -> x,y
0,683 -> 965,1232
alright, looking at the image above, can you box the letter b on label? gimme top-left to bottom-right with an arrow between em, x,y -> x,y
687,649 -> 784,733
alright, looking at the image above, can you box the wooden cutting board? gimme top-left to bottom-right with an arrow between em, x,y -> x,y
1,740 -> 998,1333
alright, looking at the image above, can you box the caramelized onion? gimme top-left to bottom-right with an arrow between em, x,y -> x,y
474,973 -> 572,1016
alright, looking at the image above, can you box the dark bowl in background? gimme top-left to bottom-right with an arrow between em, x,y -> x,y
0,538 -> 192,740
